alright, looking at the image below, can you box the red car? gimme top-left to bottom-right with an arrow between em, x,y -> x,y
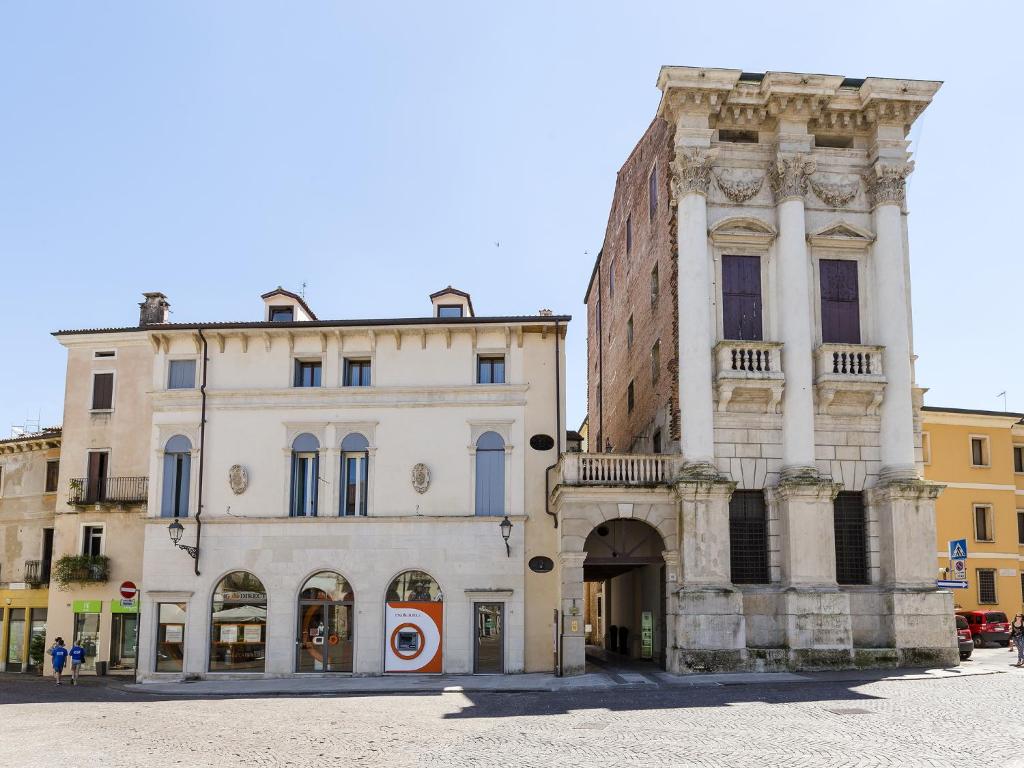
956,610 -> 1011,648
955,615 -> 973,660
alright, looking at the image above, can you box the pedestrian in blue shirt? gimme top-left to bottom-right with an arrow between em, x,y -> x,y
47,637 -> 68,686
69,640 -> 86,685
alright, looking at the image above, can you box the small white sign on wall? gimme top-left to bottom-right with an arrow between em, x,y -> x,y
999,568 -> 1017,577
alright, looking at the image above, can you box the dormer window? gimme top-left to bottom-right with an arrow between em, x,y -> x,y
437,305 -> 464,318
269,306 -> 294,322
261,287 -> 317,322
430,286 -> 474,318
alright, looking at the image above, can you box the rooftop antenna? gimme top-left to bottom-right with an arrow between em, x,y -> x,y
997,391 -> 1007,412
300,281 -> 308,299
10,411 -> 42,438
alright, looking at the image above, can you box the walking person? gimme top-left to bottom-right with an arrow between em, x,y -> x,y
69,638 -> 86,685
47,637 -> 68,686
1009,614 -> 1024,667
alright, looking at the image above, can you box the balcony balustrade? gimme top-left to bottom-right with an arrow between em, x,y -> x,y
713,340 -> 785,413
553,452 -> 680,487
68,476 -> 149,506
23,559 -> 49,586
813,343 -> 886,415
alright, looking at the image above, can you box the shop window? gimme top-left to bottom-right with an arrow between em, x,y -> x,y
475,432 -> 505,517
72,609 -> 100,672
210,571 -> 267,672
340,433 -> 369,517
290,433 -> 320,517
156,602 -> 186,673
297,572 -> 353,673
161,435 -> 192,518
386,570 -> 442,602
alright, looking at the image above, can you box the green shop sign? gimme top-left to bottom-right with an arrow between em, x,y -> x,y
72,600 -> 102,613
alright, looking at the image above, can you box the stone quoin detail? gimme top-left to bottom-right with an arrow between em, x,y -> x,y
808,174 -> 860,208
714,169 -> 765,203
864,162 -> 913,207
768,154 -> 816,202
411,463 -> 430,494
669,147 -> 716,203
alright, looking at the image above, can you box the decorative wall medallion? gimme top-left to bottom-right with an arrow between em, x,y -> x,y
713,169 -> 765,203
411,463 -> 430,494
228,464 -> 248,495
808,174 -> 859,208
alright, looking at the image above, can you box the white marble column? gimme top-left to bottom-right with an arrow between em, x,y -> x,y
671,147 -> 717,471
867,162 -> 917,481
769,154 -> 819,476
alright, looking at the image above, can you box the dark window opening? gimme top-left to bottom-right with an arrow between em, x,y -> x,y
626,214 -> 632,255
294,360 -> 322,388
45,460 -> 59,493
814,134 -> 854,149
91,373 -> 114,410
627,381 -> 635,413
820,259 -> 861,344
834,491 -> 869,585
650,264 -> 659,306
722,254 -> 763,341
975,506 -> 993,541
648,167 -> 658,220
477,356 -> 506,384
626,316 -> 634,349
718,129 -> 759,144
344,359 -> 371,387
1017,511 -> 1024,546
269,306 -> 294,322
730,490 -> 769,584
82,525 -> 103,557
971,438 -> 987,467
652,430 -> 662,454
1014,446 -> 1023,473
978,569 -> 997,604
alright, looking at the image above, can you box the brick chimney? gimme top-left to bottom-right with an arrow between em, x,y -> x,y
139,292 -> 170,326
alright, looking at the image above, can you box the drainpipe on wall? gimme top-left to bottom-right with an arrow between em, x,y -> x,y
545,319 -> 561,528
193,328 -> 208,577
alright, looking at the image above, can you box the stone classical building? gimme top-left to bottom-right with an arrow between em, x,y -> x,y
555,66 -> 957,674
54,288 -> 567,679
922,406 -> 1024,617
0,428 -> 60,673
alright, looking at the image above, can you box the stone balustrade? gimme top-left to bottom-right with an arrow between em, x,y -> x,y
813,343 -> 887,415
554,452 -> 680,487
814,343 -> 884,379
713,340 -> 785,413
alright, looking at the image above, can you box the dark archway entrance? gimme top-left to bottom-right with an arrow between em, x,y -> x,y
583,519 -> 667,670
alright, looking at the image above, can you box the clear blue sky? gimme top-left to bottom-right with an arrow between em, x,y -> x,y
1,2 -> 1020,434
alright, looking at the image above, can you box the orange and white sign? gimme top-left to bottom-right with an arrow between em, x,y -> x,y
384,602 -> 443,673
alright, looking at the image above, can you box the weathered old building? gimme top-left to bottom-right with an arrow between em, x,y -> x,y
557,66 -> 956,674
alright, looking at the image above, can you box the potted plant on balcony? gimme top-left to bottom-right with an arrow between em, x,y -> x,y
52,554 -> 110,590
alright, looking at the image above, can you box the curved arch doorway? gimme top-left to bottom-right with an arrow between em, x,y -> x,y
583,519 -> 667,669
296,572 -> 354,672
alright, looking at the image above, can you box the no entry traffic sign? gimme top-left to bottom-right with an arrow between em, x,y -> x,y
119,581 -> 138,600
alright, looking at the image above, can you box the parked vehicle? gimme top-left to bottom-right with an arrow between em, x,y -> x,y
955,610 -> 1011,648
956,615 -> 973,660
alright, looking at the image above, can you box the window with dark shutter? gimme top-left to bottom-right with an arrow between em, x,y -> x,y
820,259 -> 861,343
722,255 -> 763,341
1017,510 -> 1024,546
1014,446 -> 1023,473
834,491 -> 869,585
45,460 -> 59,493
91,373 -> 114,410
729,490 -> 769,584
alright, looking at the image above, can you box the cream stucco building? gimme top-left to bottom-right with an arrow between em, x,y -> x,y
56,288 -> 568,679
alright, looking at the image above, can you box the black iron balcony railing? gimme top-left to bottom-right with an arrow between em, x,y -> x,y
68,476 -> 148,505
23,559 -> 50,586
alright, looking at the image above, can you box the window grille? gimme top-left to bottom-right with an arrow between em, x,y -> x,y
834,491 -> 869,585
729,491 -> 769,584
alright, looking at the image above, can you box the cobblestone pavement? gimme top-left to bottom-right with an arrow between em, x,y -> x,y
2,649 -> 1023,768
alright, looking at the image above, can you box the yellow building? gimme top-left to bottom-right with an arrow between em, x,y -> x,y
922,407 -> 1024,617
0,428 -> 60,673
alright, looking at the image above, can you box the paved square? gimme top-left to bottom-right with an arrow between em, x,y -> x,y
3,649 -> 1022,768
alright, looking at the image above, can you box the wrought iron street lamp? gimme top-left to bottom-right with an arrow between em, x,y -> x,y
167,519 -> 198,560
499,515 -> 513,557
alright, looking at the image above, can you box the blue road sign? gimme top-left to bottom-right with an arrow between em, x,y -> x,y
949,539 -> 967,560
936,580 -> 968,589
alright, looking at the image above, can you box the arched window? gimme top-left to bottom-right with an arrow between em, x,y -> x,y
161,435 -> 192,518
340,433 -> 369,517
297,571 -> 353,673
475,431 -> 505,516
290,433 -> 320,517
386,570 -> 442,602
210,571 -> 266,672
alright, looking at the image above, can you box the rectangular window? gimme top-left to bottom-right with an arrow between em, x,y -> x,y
819,259 -> 861,344
971,437 -> 989,467
648,167 -> 658,220
627,380 -> 635,413
834,491 -> 869,585
344,359 -> 371,387
82,525 -> 103,557
91,372 -> 114,410
921,432 -> 931,465
609,257 -> 616,298
156,602 -> 187,673
626,315 -> 634,349
45,460 -> 59,493
290,453 -> 319,517
626,214 -> 632,256
652,429 -> 662,454
167,360 -> 196,390
730,490 -> 769,584
1014,446 -> 1023,473
651,339 -> 661,383
437,305 -> 463,318
293,360 -> 322,388
477,356 -> 506,384
269,306 -> 294,322
977,569 -> 997,604
650,264 -> 659,306
342,454 -> 368,517
93,350 -> 116,359
722,254 -> 763,341
1017,510 -> 1024,546
974,505 -> 993,542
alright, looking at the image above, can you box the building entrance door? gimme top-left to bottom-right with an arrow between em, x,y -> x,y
297,603 -> 353,672
110,613 -> 138,670
473,603 -> 503,674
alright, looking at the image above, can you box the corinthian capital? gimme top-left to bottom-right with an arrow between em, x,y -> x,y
864,161 -> 914,208
768,154 -> 817,203
670,147 -> 717,204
